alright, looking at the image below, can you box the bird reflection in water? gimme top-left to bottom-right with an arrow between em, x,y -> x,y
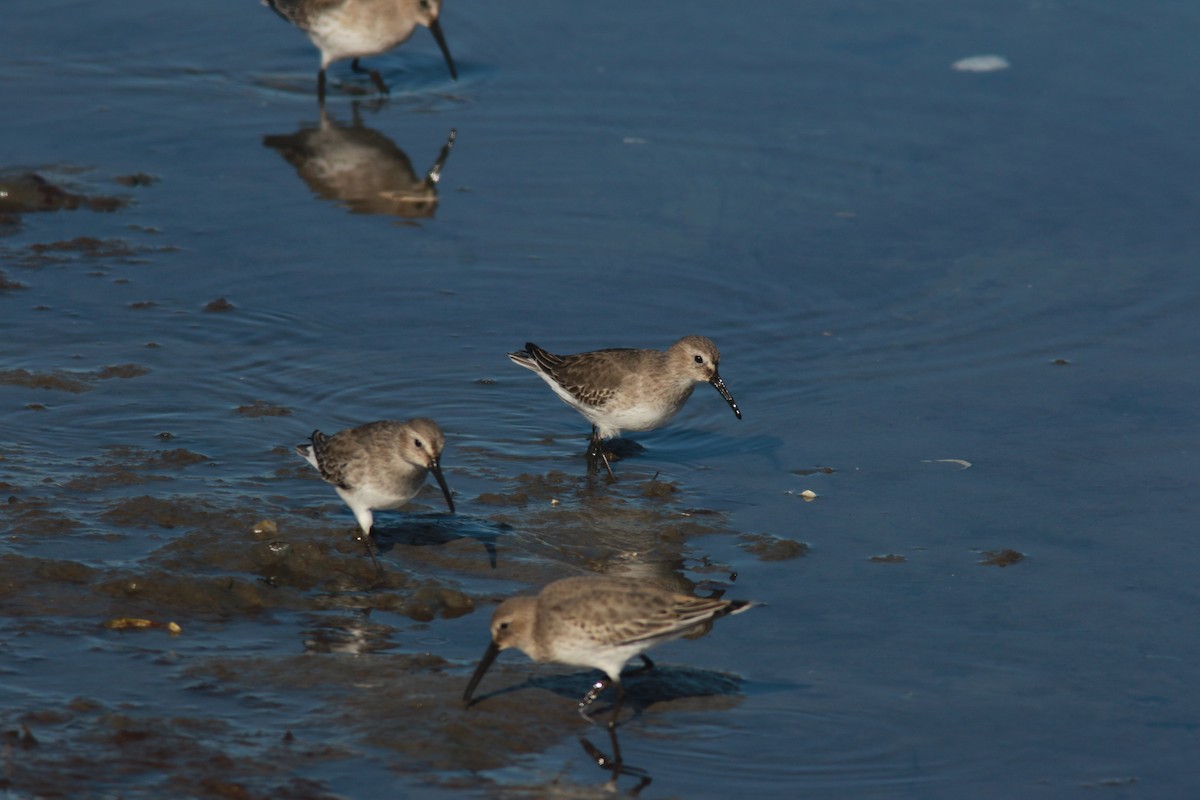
264,106 -> 455,219
300,610 -> 394,655
580,726 -> 652,796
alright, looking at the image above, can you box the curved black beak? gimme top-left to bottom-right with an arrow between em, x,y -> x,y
463,640 -> 500,705
430,458 -> 456,513
709,373 -> 742,419
428,18 -> 458,80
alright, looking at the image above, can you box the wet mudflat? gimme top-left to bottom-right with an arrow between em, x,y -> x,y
3,0 -> 1200,797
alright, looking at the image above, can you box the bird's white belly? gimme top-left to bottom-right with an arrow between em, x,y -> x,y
599,401 -> 681,433
339,481 -> 418,511
310,10 -> 411,62
551,639 -> 647,681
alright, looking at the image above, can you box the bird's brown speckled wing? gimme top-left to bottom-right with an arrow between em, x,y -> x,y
310,429 -> 353,489
609,593 -> 741,646
264,0 -> 344,28
526,343 -> 637,409
543,578 -> 743,649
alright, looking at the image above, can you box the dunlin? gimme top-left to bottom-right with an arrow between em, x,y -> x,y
297,417 -> 455,570
507,336 -> 742,477
264,0 -> 458,102
462,576 -> 754,725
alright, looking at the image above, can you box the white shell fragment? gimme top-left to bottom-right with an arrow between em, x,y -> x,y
952,55 -> 1010,73
922,458 -> 973,470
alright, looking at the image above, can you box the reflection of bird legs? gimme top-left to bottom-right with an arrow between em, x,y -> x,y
577,655 -> 655,727
579,726 -> 653,796
587,427 -> 616,480
350,58 -> 390,95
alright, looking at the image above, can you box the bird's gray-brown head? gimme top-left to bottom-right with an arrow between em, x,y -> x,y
671,336 -> 742,420
462,595 -> 536,705
403,417 -> 456,513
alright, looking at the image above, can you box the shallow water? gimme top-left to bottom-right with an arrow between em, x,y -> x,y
3,0 -> 1199,797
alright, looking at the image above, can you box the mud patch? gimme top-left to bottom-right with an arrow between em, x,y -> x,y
1,699 -> 343,800
62,446 -> 210,491
16,236 -> 179,269
5,237 -> 178,272
106,504 -> 474,619
978,549 -> 1025,567
406,468 -> 745,604
0,170 -> 128,215
0,363 -> 149,394
0,269 -> 25,291
0,554 -> 98,617
237,400 -> 292,418
639,474 -> 679,499
737,533 -> 810,562
0,498 -> 81,539
113,173 -> 159,188
101,494 -> 257,533
183,650 -> 746,787
28,236 -> 139,258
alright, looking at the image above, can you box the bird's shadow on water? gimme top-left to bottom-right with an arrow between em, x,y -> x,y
469,665 -> 745,721
251,56 -> 475,103
563,430 -> 786,483
627,429 -> 783,465
372,513 -> 508,568
599,438 -> 646,461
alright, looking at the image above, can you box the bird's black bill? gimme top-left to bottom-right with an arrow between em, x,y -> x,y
430,459 -> 456,514
429,19 -> 458,80
710,374 -> 742,419
463,640 -> 500,704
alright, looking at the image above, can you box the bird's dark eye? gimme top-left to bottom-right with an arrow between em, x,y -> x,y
414,438 -> 424,449
499,621 -> 509,630
694,355 -> 704,364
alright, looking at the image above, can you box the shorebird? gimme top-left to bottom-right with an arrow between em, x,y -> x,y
462,575 -> 754,725
297,417 -> 454,571
507,336 -> 742,477
264,0 -> 458,102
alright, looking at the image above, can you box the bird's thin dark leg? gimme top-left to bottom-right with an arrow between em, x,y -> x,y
356,527 -> 384,576
587,427 -> 616,480
608,681 -> 625,729
578,676 -> 611,722
317,69 -> 327,105
351,58 -> 390,95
